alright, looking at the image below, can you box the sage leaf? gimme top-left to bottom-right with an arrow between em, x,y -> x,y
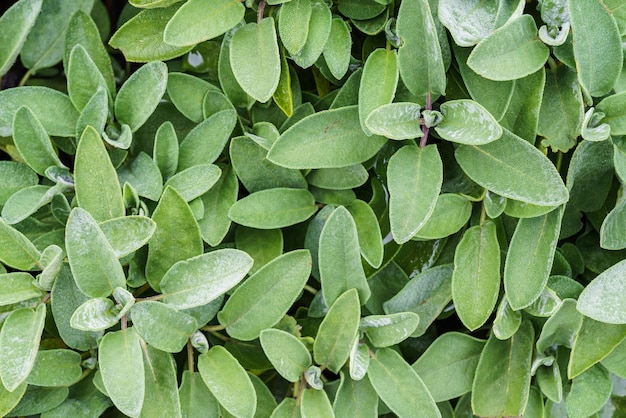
8,385 -> 68,416
278,0 -> 312,56
566,140 -> 614,212
323,18 -> 351,80
319,206 -> 371,306
74,126 -> 125,222
163,0 -> 244,47
314,289 -> 361,373
131,301 -> 198,353
164,164 -> 221,202
569,0 -> 623,97
179,371 -> 219,418
139,344 -> 182,418
69,298 -> 119,332
109,5 -> 193,62
0,87 -> 78,137
146,187 -> 203,292
67,44 -> 108,112
412,332 -> 485,402
99,216 -> 156,259
471,320 -> 534,417
493,298 -> 522,340
368,348 -> 440,418
0,218 -> 41,270
597,91 -> 626,135
300,388 -> 334,418
267,106 -> 386,169
438,0 -> 499,46
397,0 -> 446,98
577,258 -> 626,324
66,208 -> 125,298
117,152 -> 163,202
601,195 -> 626,250
98,328 -> 144,418
161,249 -> 253,310
467,15 -> 549,81
359,48 -> 398,135
388,144 -> 443,244
435,99 -> 502,145
360,312 -> 419,347
0,0 -> 42,77
0,161 -> 37,205
12,106 -> 66,176
0,305 -> 46,391
0,381 -> 26,417
452,221 -> 500,331
568,317 -> 626,379
413,193 -> 472,240
228,188 -> 317,229
218,250 -> 311,340
198,346 -> 256,418
0,272 -> 43,306
114,61 -> 168,132
347,199 -> 383,268
198,164 -> 238,246
565,364 -> 612,418
455,129 -> 569,206
26,349 -> 82,387
230,18 -> 281,103
333,373 -> 377,417
260,329 -> 312,382
365,102 -> 423,140
153,121 -> 179,180
504,208 -> 562,310
291,0 -> 331,69
536,299 -> 582,354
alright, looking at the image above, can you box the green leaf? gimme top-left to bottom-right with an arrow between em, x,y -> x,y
333,373 -> 378,417
452,221 -> 500,330
26,349 -> 82,387
0,218 -> 40,270
0,305 -> 46,391
467,15 -> 549,81
12,106 -> 66,176
435,99 -> 502,145
1,184 -> 59,225
0,381 -> 26,417
0,0 -> 42,77
117,152 -> 164,201
319,206 -> 371,306
323,18 -> 351,80
161,249 -> 253,310
566,140 -> 614,212
163,0 -> 244,47
504,208 -> 562,310
67,44 -> 108,112
153,121 -> 179,180
413,193 -> 472,240
492,298 -> 522,340
146,187 -> 203,292
347,199 -> 383,268
397,0 -> 446,98
536,298 -> 582,353
198,164 -> 238,246
65,208 -> 125,298
388,144 -> 443,244
471,320 -> 534,417
566,364 -> 612,418
307,165 -> 368,190
179,371 -> 219,418
260,329 -> 312,382
368,348 -> 440,418
437,0 -> 499,46
230,18 -> 280,103
0,272 -> 43,306
383,264 -> 453,337
601,195 -> 626,250
577,258 -> 626,324
0,87 -> 79,137
20,0 -> 94,71
99,216 -> 156,259
228,188 -> 317,229
267,106 -> 387,169
64,10 -> 115,94
198,346 -> 256,418
359,48 -> 399,135
74,126 -> 125,222
0,161 -> 37,205
300,388 -> 334,418
597,92 -> 626,136
278,0 -> 312,56
131,301 -> 197,353
99,328 -> 144,418
314,289 -> 361,373
178,109 -> 237,170
539,66 -> 584,152
6,385 -> 68,417
164,164 -> 222,202
218,250 -> 311,340
291,0 -> 331,69
69,297 -> 119,332
364,102 -> 422,140
139,344 -> 182,418
537,362 -> 563,404
271,398 -> 301,418
115,61 -> 168,132
568,317 -> 626,378
455,129 -> 569,206
109,5 -> 193,62
76,86 -> 108,138
569,0 -> 623,97
360,312 -> 419,347
412,332 -> 485,402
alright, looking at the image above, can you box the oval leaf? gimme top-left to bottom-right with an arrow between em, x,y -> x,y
361,312 -> 420,347
131,301 -> 198,353
70,298 -> 119,332
26,349 -> 82,387
359,48 -> 399,135
365,102 -> 423,140
435,99 -> 502,145
577,258 -> 626,324
260,329 -> 312,382
0,0 -> 42,76
99,216 -> 156,259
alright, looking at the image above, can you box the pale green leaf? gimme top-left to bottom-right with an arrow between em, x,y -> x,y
0,161 -> 37,205
413,193 -> 472,240
360,312 -> 419,347
0,272 -> 43,306
0,218 -> 41,270
67,44 -> 108,112
364,102 -> 423,140
153,121 -> 179,180
99,216 -> 156,259
278,0 -> 312,56
438,0 -> 499,46
347,199 -> 383,268
568,317 -> 626,378
69,298 -> 118,332
139,344 -> 182,418
164,164 -> 222,202
577,258 -> 626,324
291,0 -> 331,69
492,298 -> 522,340
26,349 -> 82,387
435,99 -> 502,144
198,164 -> 238,246
260,329 -> 312,382
323,18 -> 351,80
117,152 -> 163,201
566,364 -> 612,418
0,0 -> 42,77
179,371 -> 219,418
300,389 -> 334,418
131,301 -> 198,353
359,48 -> 398,135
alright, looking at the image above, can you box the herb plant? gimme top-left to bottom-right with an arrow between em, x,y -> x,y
0,0 -> 626,416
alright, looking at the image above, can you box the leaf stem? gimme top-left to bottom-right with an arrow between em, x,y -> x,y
187,340 -> 195,373
420,92 -> 432,148
258,0 -> 266,24
303,284 -> 318,295
201,324 -> 226,332
480,201 -> 486,225
18,69 -> 32,87
137,293 -> 165,302
207,330 -> 229,342
120,315 -> 128,330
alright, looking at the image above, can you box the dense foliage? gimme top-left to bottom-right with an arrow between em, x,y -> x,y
1,0 -> 626,416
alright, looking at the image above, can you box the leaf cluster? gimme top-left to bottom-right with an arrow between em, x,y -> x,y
0,0 -> 626,416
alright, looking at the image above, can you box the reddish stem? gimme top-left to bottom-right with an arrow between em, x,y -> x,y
258,0 -> 266,24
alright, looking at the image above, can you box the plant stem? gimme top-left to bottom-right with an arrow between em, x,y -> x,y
18,69 -> 32,87
420,92 -> 432,148
202,324 -> 226,332
303,284 -> 318,295
187,340 -> 195,373
258,0 -> 266,24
